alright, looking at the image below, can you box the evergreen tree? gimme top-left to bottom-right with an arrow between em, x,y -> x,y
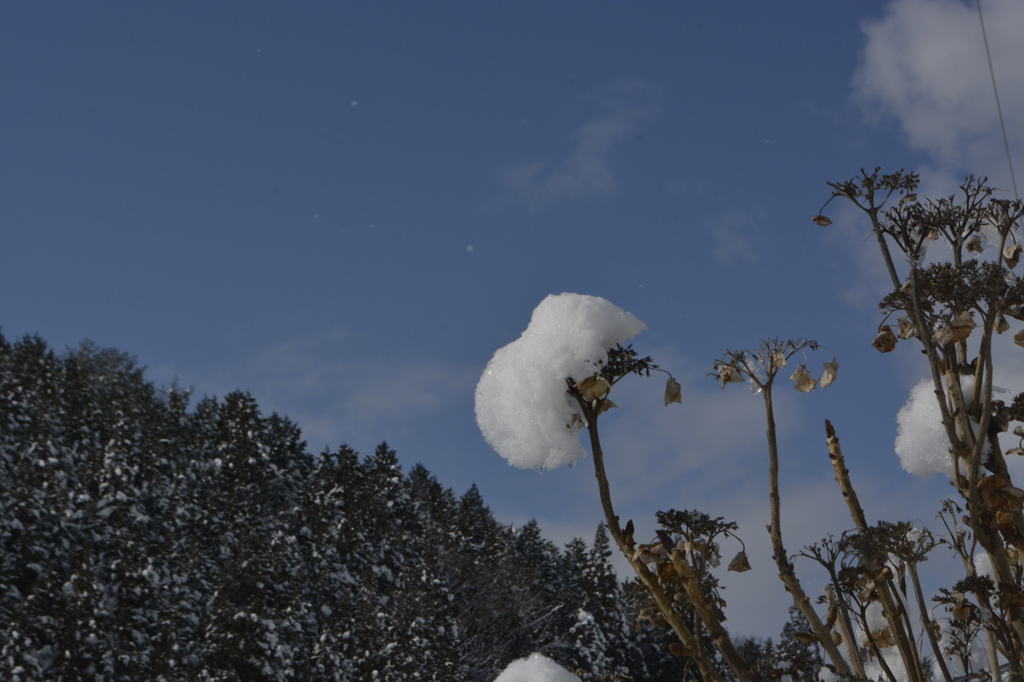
0,332 -> 677,681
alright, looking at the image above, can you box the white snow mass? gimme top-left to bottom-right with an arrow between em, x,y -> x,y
895,376 -> 993,477
895,378 -> 957,477
493,653 -> 581,682
475,293 -> 646,470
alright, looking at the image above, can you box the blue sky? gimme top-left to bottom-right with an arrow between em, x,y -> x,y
4,1 -> 1023,637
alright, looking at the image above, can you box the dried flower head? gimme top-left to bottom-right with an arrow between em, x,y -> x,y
934,310 -> 976,345
897,317 -> 916,340
790,364 -> 816,392
812,214 -> 832,227
819,359 -> 838,388
715,363 -> 744,388
578,375 -> 612,403
663,376 -> 682,406
1005,242 -> 1022,268
872,326 -> 897,353
727,550 -> 751,573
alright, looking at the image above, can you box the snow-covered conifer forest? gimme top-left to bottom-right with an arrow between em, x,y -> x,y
0,334 -> 814,680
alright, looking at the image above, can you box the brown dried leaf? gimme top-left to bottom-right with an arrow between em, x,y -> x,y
1015,329 -> 1024,349
597,399 -> 617,414
927,228 -> 940,241
978,475 -> 1008,495
897,316 -> 916,340
578,375 -> 612,402
1005,243 -> 1022,268
951,597 -> 972,622
791,364 -> 817,392
872,326 -> 897,353
727,550 -> 751,573
996,511 -> 1018,533
966,235 -> 984,253
997,315 -> 1010,334
1005,448 -> 1024,456
812,214 -> 832,227
667,641 -> 694,657
819,359 -> 838,388
935,310 -> 976,345
873,627 -> 896,648
792,631 -> 817,644
664,377 -> 682,406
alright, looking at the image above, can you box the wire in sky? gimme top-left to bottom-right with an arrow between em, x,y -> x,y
975,0 -> 1019,200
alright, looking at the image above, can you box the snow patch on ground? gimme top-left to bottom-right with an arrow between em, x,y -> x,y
494,652 -> 581,682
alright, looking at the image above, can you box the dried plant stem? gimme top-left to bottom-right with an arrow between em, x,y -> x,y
986,628 -> 1003,682
908,561 -> 954,682
826,585 -> 867,680
762,387 -> 854,678
824,419 -> 924,681
825,420 -> 867,531
580,401 -> 743,682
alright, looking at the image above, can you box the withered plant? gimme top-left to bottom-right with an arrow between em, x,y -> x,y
563,170 -> 1024,680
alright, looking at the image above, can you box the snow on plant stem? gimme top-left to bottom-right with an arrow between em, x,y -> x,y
475,293 -> 646,470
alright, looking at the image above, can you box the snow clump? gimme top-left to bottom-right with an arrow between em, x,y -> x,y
493,652 -> 581,682
894,376 -> 994,477
895,378 -> 956,476
475,293 -> 646,470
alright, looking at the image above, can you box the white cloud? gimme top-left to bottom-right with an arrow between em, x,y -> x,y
503,81 -> 659,204
856,0 -> 1024,186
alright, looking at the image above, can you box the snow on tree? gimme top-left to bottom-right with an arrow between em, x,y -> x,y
475,293 -> 646,470
493,652 -> 581,682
